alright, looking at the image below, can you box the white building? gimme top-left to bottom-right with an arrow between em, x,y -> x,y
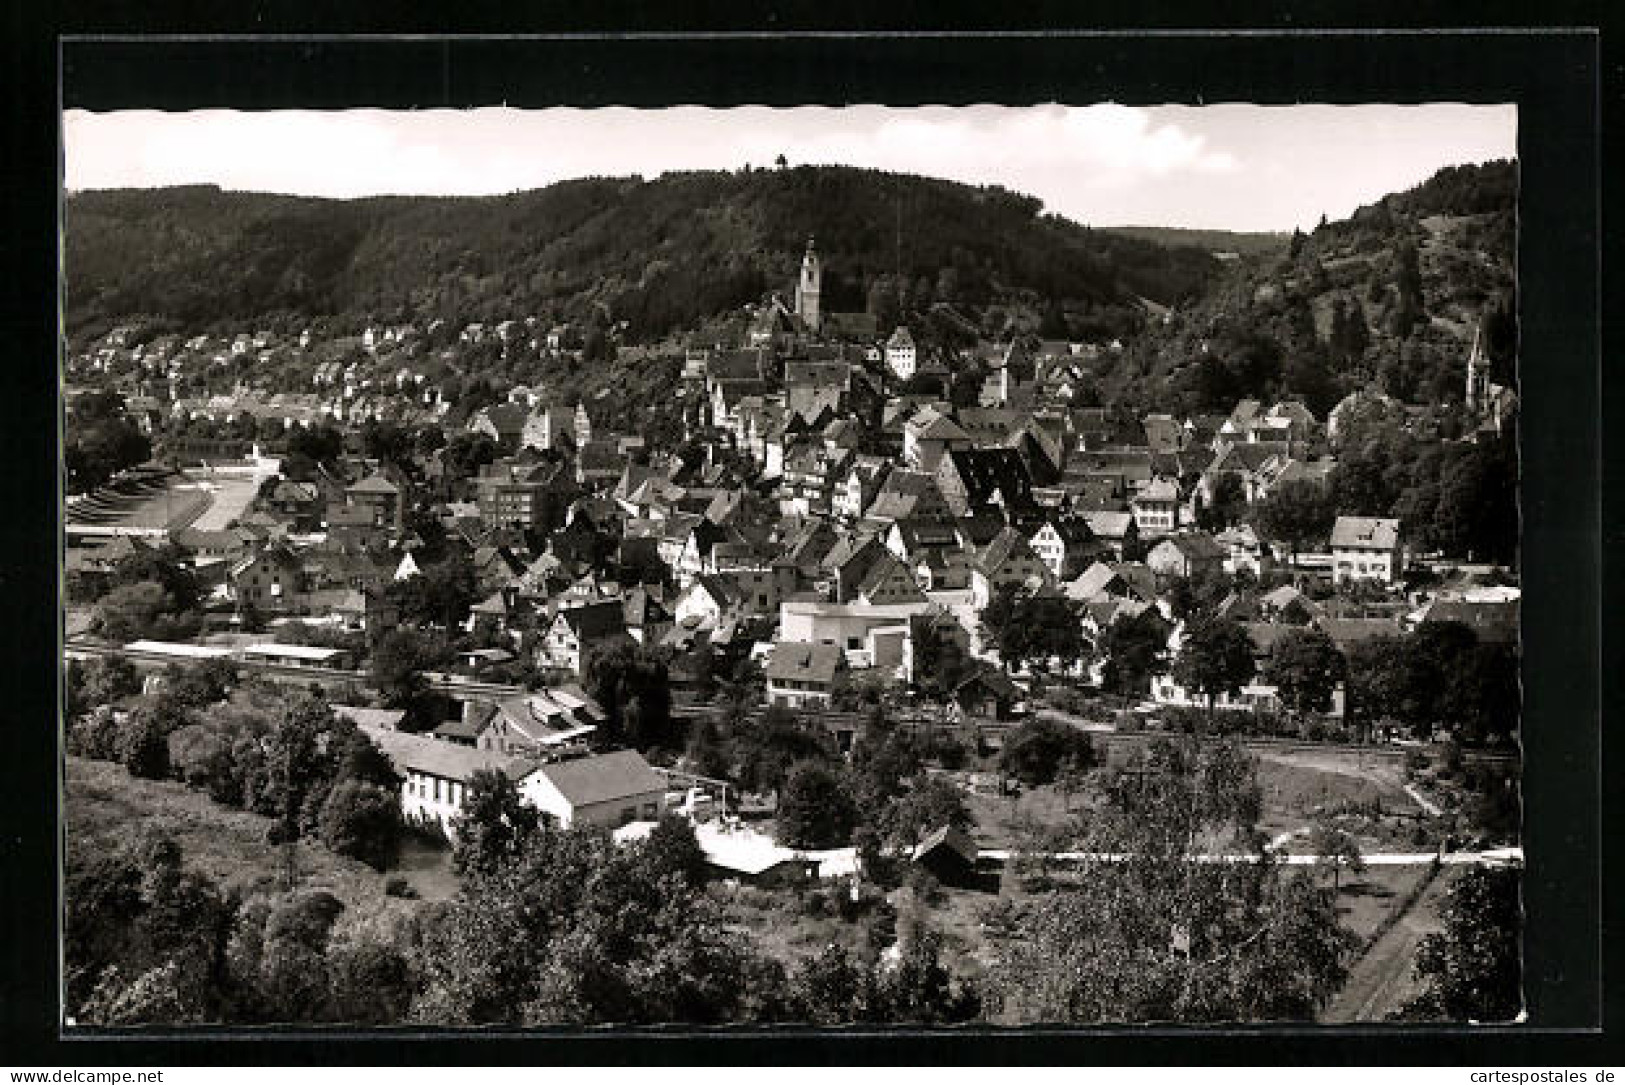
1329,516 -> 1403,586
885,326 -> 918,380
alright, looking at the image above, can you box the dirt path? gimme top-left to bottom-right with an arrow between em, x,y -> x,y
1322,866 -> 1449,1023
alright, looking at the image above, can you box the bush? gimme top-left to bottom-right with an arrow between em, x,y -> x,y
115,709 -> 170,780
997,718 -> 1097,787
319,781 -> 403,870
1403,749 -> 1428,777
67,708 -> 119,760
903,866 -> 945,907
383,876 -> 418,899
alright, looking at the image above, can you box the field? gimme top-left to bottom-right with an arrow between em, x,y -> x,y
64,756 -> 445,920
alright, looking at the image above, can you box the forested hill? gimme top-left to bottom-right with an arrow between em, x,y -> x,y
64,166 -> 1224,345
1096,225 -> 1289,258
1101,159 -> 1517,419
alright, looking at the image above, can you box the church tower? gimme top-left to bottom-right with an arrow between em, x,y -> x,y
795,237 -> 821,333
1465,325 -> 1489,414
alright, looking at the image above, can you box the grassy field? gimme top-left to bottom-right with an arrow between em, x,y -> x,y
1322,864 -> 1449,1023
65,756 -> 439,921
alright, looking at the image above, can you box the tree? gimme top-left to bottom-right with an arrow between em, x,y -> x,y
1397,866 -> 1522,1022
1172,617 -> 1258,720
986,738 -> 1351,1023
451,769 -> 542,877
385,552 -> 479,630
585,643 -> 675,751
775,760 -> 858,849
116,702 -> 174,779
1252,481 -> 1337,561
734,707 -> 831,796
997,718 -> 1097,787
163,658 -> 238,708
319,780 -> 403,870
1309,819 -> 1365,893
880,773 -> 975,848
639,813 -> 708,887
325,937 -> 415,1025
93,582 -> 173,642
790,943 -> 877,1024
368,628 -> 442,723
1099,608 -> 1170,706
1265,629 -> 1347,718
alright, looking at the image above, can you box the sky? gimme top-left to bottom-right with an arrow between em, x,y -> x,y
61,103 -> 1516,233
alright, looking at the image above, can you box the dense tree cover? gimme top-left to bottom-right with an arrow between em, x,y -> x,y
385,551 -> 479,630
450,769 -> 543,878
65,169 -> 1219,347
1097,607 -> 1172,704
775,760 -> 860,849
986,738 -> 1352,1022
1252,481 -> 1338,559
66,832 -> 236,1023
1346,621 -> 1517,742
584,643 -> 677,752
65,391 -> 152,495
1330,424 -> 1516,563
980,587 -> 1087,675
1395,866 -> 1522,1023
414,820 -> 774,1025
368,627 -> 453,729
1172,617 -> 1258,717
997,718 -> 1098,787
1107,160 -> 1514,419
1264,629 -> 1347,717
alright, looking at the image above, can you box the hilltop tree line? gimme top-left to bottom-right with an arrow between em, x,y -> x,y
65,167 -> 1222,347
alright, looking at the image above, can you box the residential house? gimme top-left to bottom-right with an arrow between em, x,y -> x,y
970,525 -> 1054,608
538,600 -> 634,677
1130,477 -> 1181,538
885,326 -> 918,380
1215,523 -> 1268,577
1147,532 -> 1227,581
1329,516 -> 1403,586
438,690 -> 605,757
519,750 -> 667,830
1025,517 -> 1100,581
764,641 -> 843,709
901,406 -> 971,471
229,544 -> 307,614
935,447 -> 1037,520
1079,510 -> 1139,560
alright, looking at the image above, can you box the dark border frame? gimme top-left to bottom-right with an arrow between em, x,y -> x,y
3,14 -> 1612,1066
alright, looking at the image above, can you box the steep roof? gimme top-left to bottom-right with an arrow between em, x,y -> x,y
943,447 -> 1035,510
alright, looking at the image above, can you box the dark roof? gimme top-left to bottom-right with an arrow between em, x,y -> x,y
942,447 -> 1035,509
555,600 -> 629,639
913,824 -> 978,865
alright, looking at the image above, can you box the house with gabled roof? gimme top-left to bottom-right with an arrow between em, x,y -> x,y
438,688 -> 605,758
970,525 -> 1054,607
864,468 -> 952,523
1130,476 -> 1182,538
1147,532 -> 1227,581
1329,516 -> 1403,586
764,640 -> 843,709
902,405 -> 971,471
852,550 -> 927,607
833,455 -> 890,521
519,749 -> 667,830
936,447 -> 1037,520
537,600 -> 634,677
1025,516 -> 1100,581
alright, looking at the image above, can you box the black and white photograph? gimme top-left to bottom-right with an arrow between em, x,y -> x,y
44,28 -> 1602,1047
